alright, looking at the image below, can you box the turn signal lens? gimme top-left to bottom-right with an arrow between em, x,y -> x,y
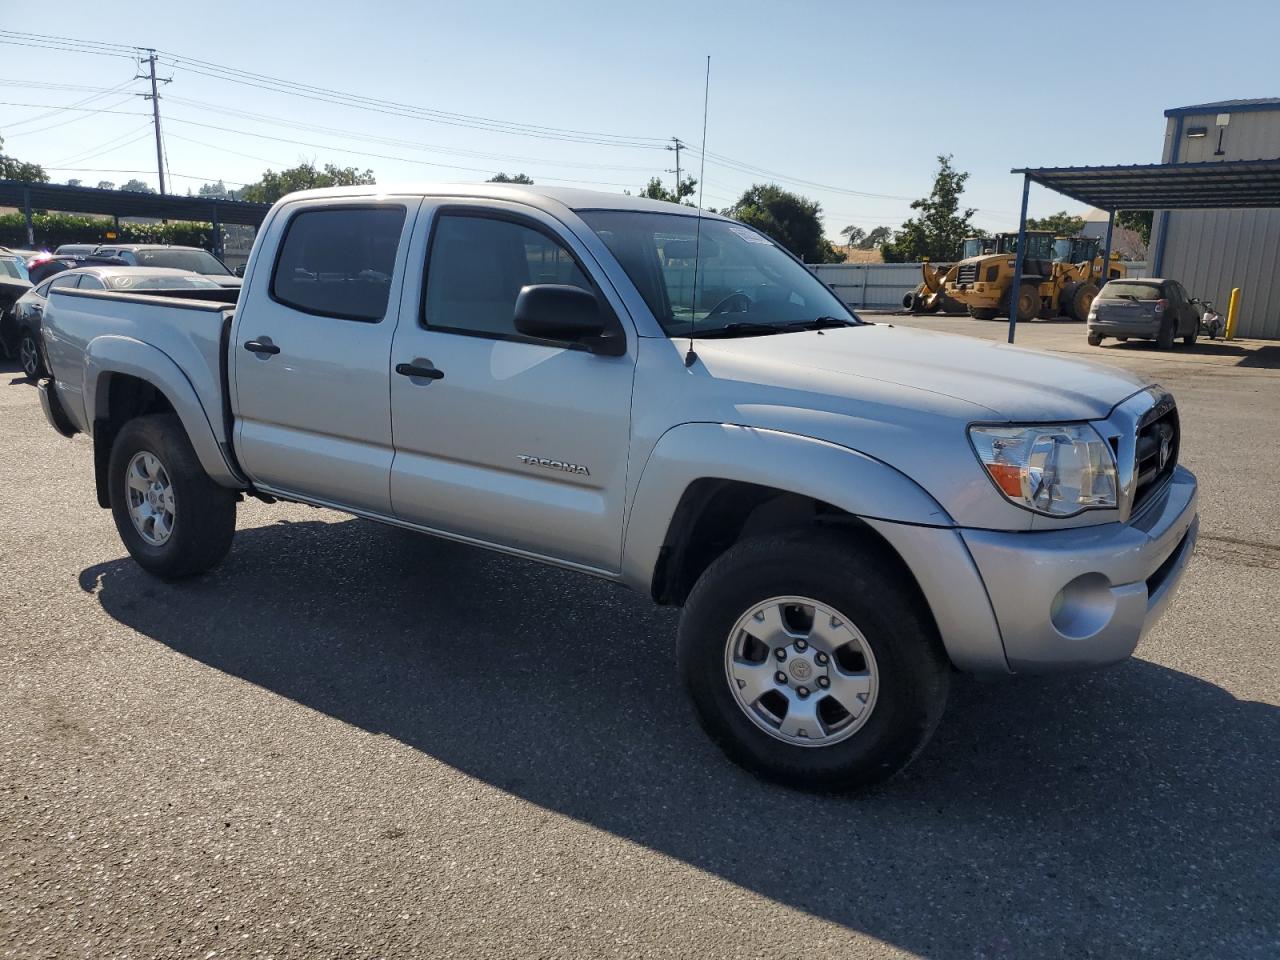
969,423 -> 1118,517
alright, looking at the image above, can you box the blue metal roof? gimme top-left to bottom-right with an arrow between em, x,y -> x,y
0,179 -> 271,226
1010,158 -> 1280,211
1164,98 -> 1280,117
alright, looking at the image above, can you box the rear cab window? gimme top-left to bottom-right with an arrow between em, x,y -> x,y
270,206 -> 408,322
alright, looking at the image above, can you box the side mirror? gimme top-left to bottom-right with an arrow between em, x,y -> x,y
233,263 -> 246,277
513,284 -> 623,355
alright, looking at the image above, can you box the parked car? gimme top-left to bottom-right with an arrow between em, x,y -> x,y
9,266 -> 220,379
1087,278 -> 1201,349
26,253 -> 127,285
36,184 -> 1198,791
93,244 -> 242,288
0,249 -> 34,366
53,243 -> 101,258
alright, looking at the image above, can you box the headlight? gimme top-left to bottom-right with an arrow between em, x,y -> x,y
969,423 -> 1117,516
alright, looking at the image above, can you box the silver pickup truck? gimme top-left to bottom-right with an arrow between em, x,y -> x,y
37,184 -> 1198,790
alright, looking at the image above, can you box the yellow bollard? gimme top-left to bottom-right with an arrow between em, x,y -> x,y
1225,287 -> 1241,340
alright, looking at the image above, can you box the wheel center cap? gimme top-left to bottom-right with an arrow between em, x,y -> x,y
788,658 -> 813,682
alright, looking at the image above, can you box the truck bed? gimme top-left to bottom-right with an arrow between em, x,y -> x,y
42,287 -> 236,444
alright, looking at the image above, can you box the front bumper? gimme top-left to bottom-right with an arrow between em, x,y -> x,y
960,465 -> 1198,673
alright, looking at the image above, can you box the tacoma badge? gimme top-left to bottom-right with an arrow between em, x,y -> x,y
518,455 -> 590,476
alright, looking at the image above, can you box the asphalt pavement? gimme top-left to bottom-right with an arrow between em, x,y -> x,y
2,321 -> 1277,959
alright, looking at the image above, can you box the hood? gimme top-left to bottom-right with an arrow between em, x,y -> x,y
693,323 -> 1147,422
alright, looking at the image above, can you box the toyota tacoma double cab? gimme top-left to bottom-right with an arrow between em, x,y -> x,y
36,184 -> 1199,790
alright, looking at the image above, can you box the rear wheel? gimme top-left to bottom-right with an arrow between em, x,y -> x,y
1182,324 -> 1198,346
1087,332 -> 1103,346
1062,282 -> 1098,322
108,414 -> 237,580
1157,317 -> 1176,350
18,331 -> 44,379
968,306 -> 999,321
677,529 -> 950,791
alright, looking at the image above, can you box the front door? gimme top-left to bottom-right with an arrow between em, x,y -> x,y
389,200 -> 637,573
232,197 -> 421,513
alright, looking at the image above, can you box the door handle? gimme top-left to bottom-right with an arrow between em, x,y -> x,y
395,362 -> 444,381
243,338 -> 280,355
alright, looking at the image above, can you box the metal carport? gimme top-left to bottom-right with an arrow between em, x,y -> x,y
0,179 -> 271,258
1004,158 -> 1280,342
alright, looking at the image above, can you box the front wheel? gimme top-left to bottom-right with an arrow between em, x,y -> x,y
968,306 -> 999,321
677,529 -> 949,791
108,413 -> 237,580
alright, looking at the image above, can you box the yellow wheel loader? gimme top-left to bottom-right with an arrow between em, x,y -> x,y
935,233 -> 1126,322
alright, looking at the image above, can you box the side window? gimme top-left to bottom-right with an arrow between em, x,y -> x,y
270,206 -> 407,321
423,213 -> 592,338
78,275 -> 105,290
49,274 -> 80,290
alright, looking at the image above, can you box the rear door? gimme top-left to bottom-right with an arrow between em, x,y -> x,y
387,200 -> 637,573
232,197 -> 421,514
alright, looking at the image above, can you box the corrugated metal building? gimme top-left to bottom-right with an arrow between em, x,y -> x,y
1152,99 -> 1280,339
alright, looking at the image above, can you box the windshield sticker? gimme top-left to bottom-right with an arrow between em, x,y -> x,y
729,226 -> 771,244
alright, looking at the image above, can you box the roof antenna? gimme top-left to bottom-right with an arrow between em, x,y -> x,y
685,55 -> 711,368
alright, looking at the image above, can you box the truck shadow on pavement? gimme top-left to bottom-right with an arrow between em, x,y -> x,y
79,517 -> 1278,958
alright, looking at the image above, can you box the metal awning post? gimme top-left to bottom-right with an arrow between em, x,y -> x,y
211,204 -> 223,259
1101,209 -> 1115,283
1008,174 -> 1031,343
22,188 -> 33,246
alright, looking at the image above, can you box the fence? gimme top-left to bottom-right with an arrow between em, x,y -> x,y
811,261 -> 1150,311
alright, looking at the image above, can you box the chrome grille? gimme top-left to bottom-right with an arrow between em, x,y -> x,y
1133,396 -> 1178,513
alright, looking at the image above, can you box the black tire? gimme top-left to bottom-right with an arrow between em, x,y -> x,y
968,306 -> 999,321
1117,336 -> 1128,342
1013,281 -> 1040,322
1182,324 -> 1198,347
1087,332 -> 1103,346
1061,282 -> 1098,322
677,528 -> 950,792
18,330 -> 44,379
108,413 -> 237,580
1157,317 -> 1175,350
921,295 -> 942,314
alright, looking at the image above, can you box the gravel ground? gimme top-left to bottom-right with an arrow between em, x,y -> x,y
2,322 -> 1277,959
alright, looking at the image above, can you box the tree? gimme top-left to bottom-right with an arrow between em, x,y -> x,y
727,183 -> 844,263
197,179 -> 240,199
488,172 -> 534,184
636,175 -> 697,205
864,225 -> 892,249
1116,209 -> 1153,246
881,154 -> 976,262
0,136 -> 49,183
840,224 -> 891,250
839,225 -> 866,247
120,178 -> 156,194
66,178 -> 83,188
96,181 -> 116,191
239,162 -> 375,204
1027,210 -> 1086,236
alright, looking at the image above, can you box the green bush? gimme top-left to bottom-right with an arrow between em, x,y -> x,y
0,213 -> 215,251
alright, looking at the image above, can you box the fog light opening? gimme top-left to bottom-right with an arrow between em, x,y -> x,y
1050,573 -> 1117,640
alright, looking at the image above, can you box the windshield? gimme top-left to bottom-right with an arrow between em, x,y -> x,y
961,238 -> 995,259
132,249 -> 232,276
578,210 -> 857,336
106,274 -> 222,290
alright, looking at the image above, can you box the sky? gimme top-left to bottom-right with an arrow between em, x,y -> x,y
1,0 -> 1276,240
